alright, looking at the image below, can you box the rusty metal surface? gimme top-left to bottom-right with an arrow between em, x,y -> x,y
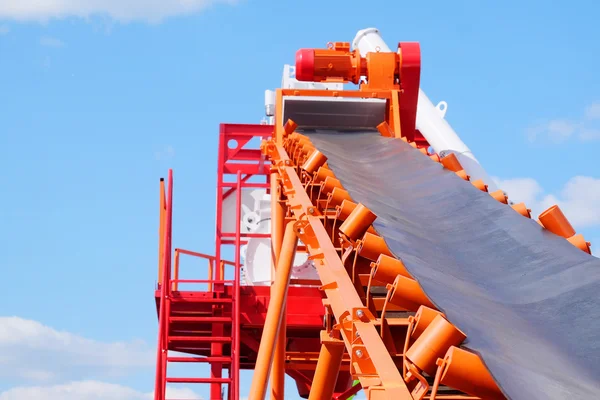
306,130 -> 600,400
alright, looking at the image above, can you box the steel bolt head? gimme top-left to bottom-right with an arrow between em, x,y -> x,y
355,350 -> 363,358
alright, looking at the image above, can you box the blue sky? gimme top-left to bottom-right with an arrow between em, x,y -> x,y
1,0 -> 599,399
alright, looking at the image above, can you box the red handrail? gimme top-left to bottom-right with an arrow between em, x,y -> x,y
154,169 -> 173,400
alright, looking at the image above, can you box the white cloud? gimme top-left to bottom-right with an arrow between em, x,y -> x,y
0,25 -> 9,35
527,119 -> 578,143
0,0 -> 238,23
493,176 -> 600,229
40,36 -> 65,47
527,101 -> 600,142
0,316 -> 154,383
0,381 -> 202,400
585,102 -> 600,120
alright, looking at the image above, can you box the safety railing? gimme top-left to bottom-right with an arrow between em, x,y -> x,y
172,248 -> 236,292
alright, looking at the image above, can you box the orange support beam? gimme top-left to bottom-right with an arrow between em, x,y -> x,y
308,331 -> 345,400
248,222 -> 299,400
270,169 -> 287,400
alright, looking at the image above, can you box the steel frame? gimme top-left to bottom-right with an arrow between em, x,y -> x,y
152,35 -> 526,400
154,123 -> 333,400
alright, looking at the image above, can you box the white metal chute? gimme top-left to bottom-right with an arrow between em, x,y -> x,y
351,28 -> 498,192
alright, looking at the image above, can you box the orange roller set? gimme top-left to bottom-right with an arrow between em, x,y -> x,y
151,27 -> 599,400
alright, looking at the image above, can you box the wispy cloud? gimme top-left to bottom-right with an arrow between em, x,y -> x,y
40,36 -> 65,48
493,175 -> 600,229
0,381 -> 203,400
527,101 -> 600,143
585,102 -> 600,120
0,25 -> 9,35
0,0 -> 238,23
0,316 -> 154,383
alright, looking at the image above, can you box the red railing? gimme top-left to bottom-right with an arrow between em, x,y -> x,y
172,249 -> 236,291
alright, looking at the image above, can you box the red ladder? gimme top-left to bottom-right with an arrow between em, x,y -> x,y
154,170 -> 243,400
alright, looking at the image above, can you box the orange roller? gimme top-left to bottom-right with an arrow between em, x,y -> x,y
440,153 -> 462,172
321,176 -> 342,196
387,275 -> 436,312
490,190 -> 508,204
405,314 -> 466,376
283,119 -> 298,135
328,187 -> 352,208
412,306 -> 444,339
511,202 -> 531,218
292,135 -> 309,151
336,200 -> 357,221
435,346 -> 505,400
471,179 -> 488,192
302,150 -> 328,174
314,167 -> 335,184
455,169 -> 469,181
357,232 -> 393,261
372,254 -> 411,283
300,143 -> 314,155
377,121 -> 394,137
567,233 -> 592,254
538,205 -> 576,238
339,203 -> 377,241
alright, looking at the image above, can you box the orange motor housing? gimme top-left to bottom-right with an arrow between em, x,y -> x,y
296,42 -> 365,83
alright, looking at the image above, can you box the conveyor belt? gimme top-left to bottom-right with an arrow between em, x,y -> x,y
306,130 -> 600,400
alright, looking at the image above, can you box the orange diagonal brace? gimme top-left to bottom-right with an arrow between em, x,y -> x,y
263,140 -> 412,399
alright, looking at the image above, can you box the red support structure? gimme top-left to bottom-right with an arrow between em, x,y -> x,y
153,123 -> 339,400
154,124 -> 329,400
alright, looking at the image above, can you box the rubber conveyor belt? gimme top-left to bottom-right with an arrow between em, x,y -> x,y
305,130 -> 600,400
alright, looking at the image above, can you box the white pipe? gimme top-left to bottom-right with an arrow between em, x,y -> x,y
352,28 -> 498,192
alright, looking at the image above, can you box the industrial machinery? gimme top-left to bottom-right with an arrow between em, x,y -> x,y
153,28 -> 599,400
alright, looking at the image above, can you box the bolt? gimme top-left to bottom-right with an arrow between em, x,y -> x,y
308,207 -> 314,214
356,310 -> 364,318
355,350 -> 363,358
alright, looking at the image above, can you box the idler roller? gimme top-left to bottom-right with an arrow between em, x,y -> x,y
405,314 -> 466,376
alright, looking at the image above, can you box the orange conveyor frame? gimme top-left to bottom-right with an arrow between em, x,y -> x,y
243,40 -> 596,400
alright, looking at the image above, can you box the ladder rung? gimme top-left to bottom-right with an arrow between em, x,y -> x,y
170,316 -> 232,323
166,377 -> 231,384
170,297 -> 233,303
167,356 -> 231,363
168,336 -> 232,343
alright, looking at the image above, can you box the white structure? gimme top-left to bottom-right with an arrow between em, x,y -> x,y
352,28 -> 498,192
222,187 -> 318,286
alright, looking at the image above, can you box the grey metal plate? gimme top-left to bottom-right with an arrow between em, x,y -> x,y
283,98 -> 386,130
306,131 -> 600,400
